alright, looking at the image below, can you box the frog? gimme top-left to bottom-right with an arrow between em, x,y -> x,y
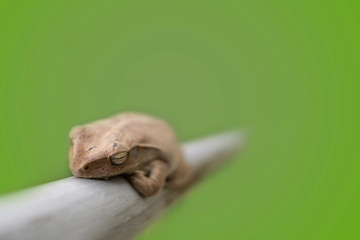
68,112 -> 191,197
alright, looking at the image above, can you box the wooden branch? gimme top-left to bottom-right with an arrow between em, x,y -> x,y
0,130 -> 245,240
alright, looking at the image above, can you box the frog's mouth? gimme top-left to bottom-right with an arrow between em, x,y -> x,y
74,156 -> 130,179
71,157 -> 108,178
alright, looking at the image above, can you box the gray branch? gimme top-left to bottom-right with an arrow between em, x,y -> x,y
0,130 -> 245,240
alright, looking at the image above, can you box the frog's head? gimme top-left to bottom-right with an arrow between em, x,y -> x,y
68,125 -> 141,179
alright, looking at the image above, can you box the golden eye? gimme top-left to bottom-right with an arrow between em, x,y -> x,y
110,152 -> 128,165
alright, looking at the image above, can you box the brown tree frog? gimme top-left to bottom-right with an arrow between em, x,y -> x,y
69,112 -> 191,197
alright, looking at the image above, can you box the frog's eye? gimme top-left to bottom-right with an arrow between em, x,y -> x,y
110,152 -> 128,165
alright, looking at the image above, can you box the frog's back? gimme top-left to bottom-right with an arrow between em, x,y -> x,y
73,112 -> 176,144
113,112 -> 181,154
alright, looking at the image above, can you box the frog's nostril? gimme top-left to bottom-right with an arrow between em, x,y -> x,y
84,165 -> 89,170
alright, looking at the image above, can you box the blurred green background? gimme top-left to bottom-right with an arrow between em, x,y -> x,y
0,0 -> 359,239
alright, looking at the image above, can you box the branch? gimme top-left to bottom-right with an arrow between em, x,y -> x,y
0,130 -> 245,240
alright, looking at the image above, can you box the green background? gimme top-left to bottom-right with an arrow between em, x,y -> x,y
0,0 -> 359,239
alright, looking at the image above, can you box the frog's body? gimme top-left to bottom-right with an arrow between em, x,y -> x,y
69,112 -> 190,196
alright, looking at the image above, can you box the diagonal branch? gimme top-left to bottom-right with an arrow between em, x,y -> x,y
0,130 -> 245,240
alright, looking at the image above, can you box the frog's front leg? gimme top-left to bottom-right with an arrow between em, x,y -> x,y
126,160 -> 168,197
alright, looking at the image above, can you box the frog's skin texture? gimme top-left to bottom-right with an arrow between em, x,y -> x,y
69,112 -> 191,197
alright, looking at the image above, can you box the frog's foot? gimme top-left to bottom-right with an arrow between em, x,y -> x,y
126,160 -> 167,197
